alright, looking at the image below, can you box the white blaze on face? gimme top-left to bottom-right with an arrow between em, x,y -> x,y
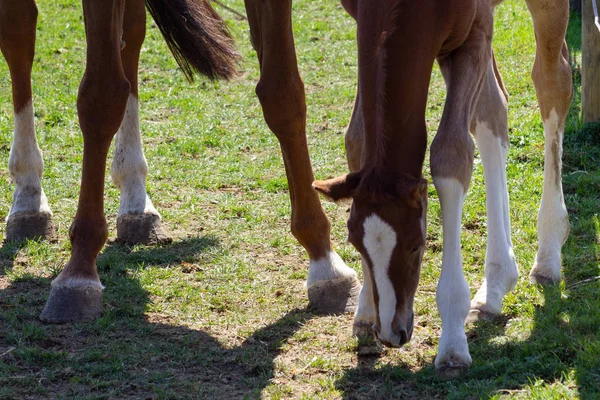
362,214 -> 397,341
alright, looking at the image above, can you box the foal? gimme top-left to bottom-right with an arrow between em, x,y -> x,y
315,0 -> 572,374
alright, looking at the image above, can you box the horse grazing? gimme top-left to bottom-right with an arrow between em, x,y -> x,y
2,0 -> 361,320
314,0 -> 572,374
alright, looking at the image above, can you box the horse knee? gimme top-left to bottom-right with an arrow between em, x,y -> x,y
430,132 -> 475,191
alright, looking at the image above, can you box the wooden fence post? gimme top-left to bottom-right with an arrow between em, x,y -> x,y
582,0 -> 600,123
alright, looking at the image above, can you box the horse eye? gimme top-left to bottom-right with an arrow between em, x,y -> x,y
411,246 -> 420,253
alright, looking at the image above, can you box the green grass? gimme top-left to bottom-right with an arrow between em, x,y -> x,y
1,0 -> 599,399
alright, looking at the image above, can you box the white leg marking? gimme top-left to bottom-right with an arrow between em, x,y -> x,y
362,214 -> 398,344
110,94 -> 159,217
532,109 -> 569,281
354,259 -> 377,327
433,177 -> 471,368
472,122 -> 518,314
307,250 -> 357,285
8,101 -> 51,217
52,275 -> 104,290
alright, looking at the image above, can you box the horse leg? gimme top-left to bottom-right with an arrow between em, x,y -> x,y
467,55 -> 519,322
244,0 -> 360,314
110,0 -> 171,245
352,259 -> 377,337
343,91 -> 377,332
430,14 -> 492,375
40,0 -> 130,322
525,0 -> 573,285
0,0 -> 56,242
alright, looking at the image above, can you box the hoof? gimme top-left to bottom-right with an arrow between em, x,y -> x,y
465,308 -> 497,325
529,271 -> 561,286
40,285 -> 103,323
5,212 -> 57,242
353,321 -> 375,338
116,213 -> 172,245
307,276 -> 361,314
436,363 -> 469,380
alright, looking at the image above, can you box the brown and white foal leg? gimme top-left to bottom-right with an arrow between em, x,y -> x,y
0,0 -> 56,242
343,93 -> 376,334
468,56 -> 519,321
526,0 -> 573,285
430,24 -> 491,374
41,0 -> 130,322
110,0 -> 170,245
244,0 -> 360,313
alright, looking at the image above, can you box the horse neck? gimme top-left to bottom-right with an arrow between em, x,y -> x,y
357,18 -> 436,179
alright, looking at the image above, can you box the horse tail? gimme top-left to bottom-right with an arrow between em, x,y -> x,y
145,0 -> 240,81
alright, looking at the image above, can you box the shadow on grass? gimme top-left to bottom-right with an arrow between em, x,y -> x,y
335,12 -> 599,400
0,240 -> 25,276
0,234 -> 317,398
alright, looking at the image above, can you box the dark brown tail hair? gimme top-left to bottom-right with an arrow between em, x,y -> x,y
145,0 -> 240,81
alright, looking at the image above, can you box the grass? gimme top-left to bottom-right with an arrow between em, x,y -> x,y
0,0 -> 598,398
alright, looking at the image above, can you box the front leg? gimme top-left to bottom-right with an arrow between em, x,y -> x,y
430,15 -> 492,376
468,56 -> 519,321
243,0 -> 360,314
40,0 -> 130,322
352,259 -> 376,337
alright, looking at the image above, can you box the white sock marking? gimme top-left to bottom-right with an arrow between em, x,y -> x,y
433,177 -> 471,368
362,214 -> 398,343
472,121 -> 518,314
8,101 -> 52,217
354,259 -> 377,326
52,276 -> 104,290
307,250 -> 357,286
111,94 -> 159,217
534,108 -> 569,280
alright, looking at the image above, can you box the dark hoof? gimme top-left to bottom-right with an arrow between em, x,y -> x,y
436,364 -> 469,380
40,285 -> 103,323
5,212 -> 57,243
465,308 -> 497,325
307,276 -> 361,314
116,213 -> 172,245
529,272 -> 561,286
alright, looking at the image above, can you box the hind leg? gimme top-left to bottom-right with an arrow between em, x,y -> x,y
41,0 -> 130,322
244,0 -> 360,313
468,55 -> 518,321
525,0 -> 573,285
110,0 -> 171,245
0,0 -> 56,242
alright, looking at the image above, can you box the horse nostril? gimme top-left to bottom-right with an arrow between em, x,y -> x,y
395,328 -> 410,346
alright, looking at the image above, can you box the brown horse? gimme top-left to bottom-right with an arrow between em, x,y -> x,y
315,0 -> 572,375
1,0 -> 361,321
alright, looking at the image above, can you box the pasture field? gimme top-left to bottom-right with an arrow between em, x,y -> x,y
1,0 -> 599,398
